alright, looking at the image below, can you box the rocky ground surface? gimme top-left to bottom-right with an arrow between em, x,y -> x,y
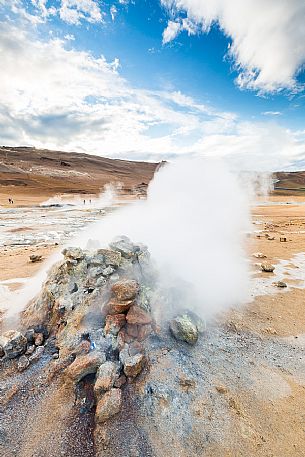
1,196 -> 305,457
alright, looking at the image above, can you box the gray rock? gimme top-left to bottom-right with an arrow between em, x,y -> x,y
109,236 -> 135,258
87,254 -> 105,267
0,331 -> 27,359
62,247 -> 85,261
169,314 -> 198,345
261,263 -> 275,273
94,361 -> 118,397
0,345 -> 4,358
29,345 -> 45,363
102,266 -> 115,277
17,355 -> 30,372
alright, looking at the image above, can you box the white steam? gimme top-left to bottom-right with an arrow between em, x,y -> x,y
1,158 -> 252,326
75,158 -> 251,317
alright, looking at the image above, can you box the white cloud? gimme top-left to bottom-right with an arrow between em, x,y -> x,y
0,8 -> 304,170
262,111 -> 282,116
162,20 -> 181,44
110,5 -> 117,21
161,0 -> 305,93
59,0 -> 102,25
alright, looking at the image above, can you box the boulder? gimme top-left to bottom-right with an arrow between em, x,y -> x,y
126,306 -> 152,325
169,315 -> 198,345
111,280 -> 139,301
104,314 -> 126,336
95,388 -> 122,423
94,361 -> 118,396
0,330 -> 27,359
66,352 -> 105,383
261,263 -> 275,273
123,353 -> 146,378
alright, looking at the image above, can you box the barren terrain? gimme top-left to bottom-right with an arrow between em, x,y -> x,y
0,149 -> 305,456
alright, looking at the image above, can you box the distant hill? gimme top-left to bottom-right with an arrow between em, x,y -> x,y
0,146 -> 158,202
273,171 -> 305,194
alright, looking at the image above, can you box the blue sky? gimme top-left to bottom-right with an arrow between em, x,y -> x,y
0,0 -> 305,169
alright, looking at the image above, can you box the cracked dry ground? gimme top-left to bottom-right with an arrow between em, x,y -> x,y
1,195 -> 305,457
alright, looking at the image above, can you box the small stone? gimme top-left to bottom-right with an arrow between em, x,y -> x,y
97,249 -> 121,267
111,280 -> 139,301
94,361 -> 118,397
52,353 -> 59,360
126,306 -> 152,325
123,353 -> 145,378
273,281 -> 287,288
66,352 -> 105,383
125,323 -> 139,339
106,299 -> 134,315
62,247 -> 85,261
95,388 -> 122,423
128,341 -> 144,356
88,254 -> 105,267
169,315 -> 198,345
29,254 -> 43,263
102,266 -> 115,277
114,374 -> 127,388
17,355 -> 30,372
25,345 -> 36,355
137,324 -> 152,342
109,236 -> 135,258
69,282 -> 78,294
34,332 -> 44,346
0,345 -> 5,358
0,331 -> 27,359
215,385 -> 228,394
261,263 -> 275,273
104,314 -> 126,336
29,345 -> 45,362
252,252 -> 267,259
24,329 -> 35,344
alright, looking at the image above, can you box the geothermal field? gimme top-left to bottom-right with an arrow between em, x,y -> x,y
0,147 -> 305,456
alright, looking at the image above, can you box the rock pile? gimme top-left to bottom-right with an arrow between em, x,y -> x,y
1,236 -> 203,427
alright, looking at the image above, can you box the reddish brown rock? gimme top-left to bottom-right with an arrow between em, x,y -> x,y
111,280 -> 139,301
94,361 -> 117,397
66,352 -> 105,383
126,323 -> 139,338
104,314 -> 126,335
34,332 -> 44,346
107,299 -> 134,315
137,324 -> 152,341
126,306 -> 152,325
123,353 -> 146,378
95,388 -> 122,423
128,341 -> 144,356
114,374 -> 127,388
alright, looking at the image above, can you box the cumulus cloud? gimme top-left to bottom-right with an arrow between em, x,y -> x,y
0,3 -> 304,170
59,0 -> 102,25
161,0 -> 305,93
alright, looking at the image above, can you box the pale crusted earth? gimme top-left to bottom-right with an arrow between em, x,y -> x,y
0,194 -> 305,457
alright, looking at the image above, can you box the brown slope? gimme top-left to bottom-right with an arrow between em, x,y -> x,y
0,146 -> 158,205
